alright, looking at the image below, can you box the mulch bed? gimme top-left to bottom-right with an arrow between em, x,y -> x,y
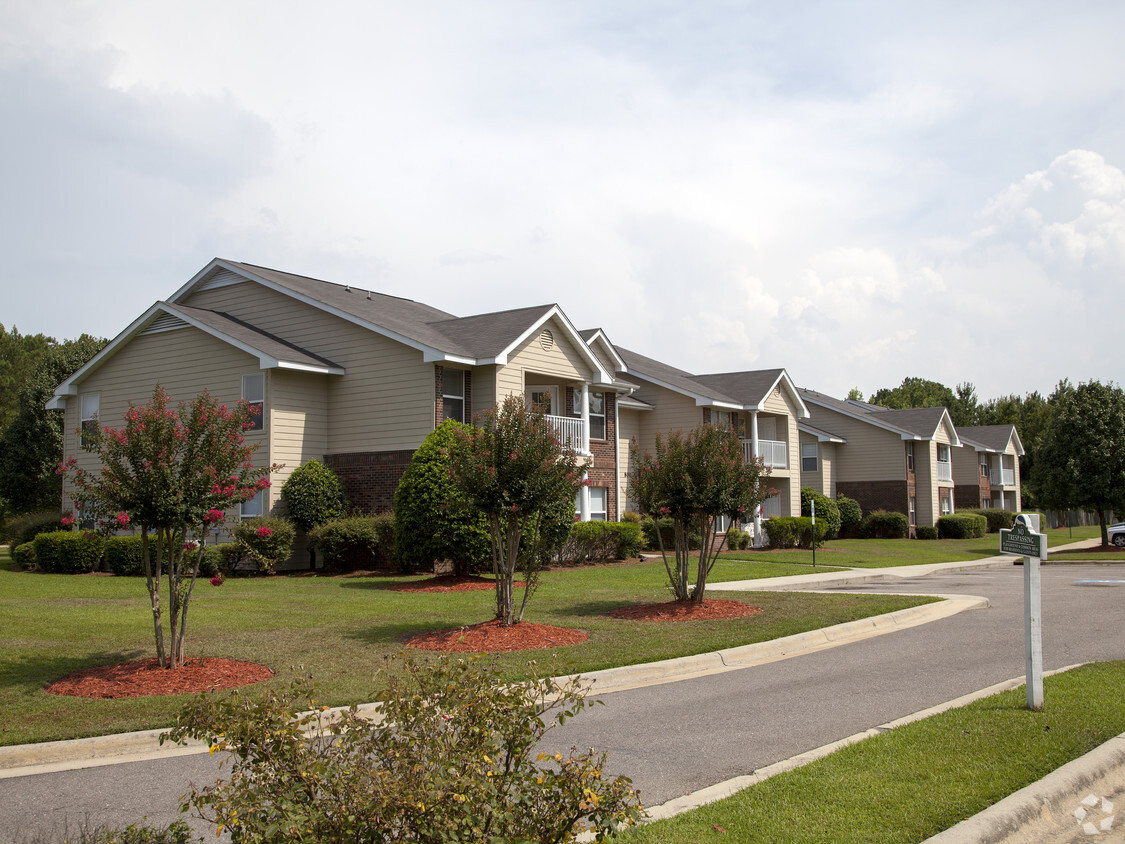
608,599 -> 764,622
404,619 -> 588,652
45,657 -> 274,699
385,575 -> 526,593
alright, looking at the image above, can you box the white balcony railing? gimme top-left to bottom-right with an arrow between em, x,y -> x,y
1000,468 -> 1015,486
742,438 -> 788,469
546,414 -> 585,451
937,461 -> 952,482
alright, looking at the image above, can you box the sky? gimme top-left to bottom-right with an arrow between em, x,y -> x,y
3,1 -> 1124,402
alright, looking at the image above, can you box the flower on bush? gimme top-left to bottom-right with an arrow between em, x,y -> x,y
203,509 -> 226,526
183,541 -> 199,552
210,574 -> 224,587
60,515 -> 75,528
255,526 -> 273,539
115,511 -> 130,528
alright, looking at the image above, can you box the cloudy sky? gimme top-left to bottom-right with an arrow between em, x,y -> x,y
3,1 -> 1123,401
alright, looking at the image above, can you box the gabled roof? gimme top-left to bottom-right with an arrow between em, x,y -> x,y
620,347 -> 808,416
957,424 -> 1025,456
580,327 -> 628,372
47,301 -> 345,408
799,388 -> 960,444
799,421 -> 847,443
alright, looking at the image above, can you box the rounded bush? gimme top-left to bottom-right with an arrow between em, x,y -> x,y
859,510 -> 909,539
937,513 -> 987,539
801,488 -> 841,540
957,508 -> 1015,533
105,535 -> 145,576
12,541 -> 36,569
280,460 -> 347,533
394,421 -> 490,576
232,517 -> 296,573
915,525 -> 938,540
35,531 -> 105,573
836,495 -> 862,536
765,516 -> 828,549
310,516 -> 382,571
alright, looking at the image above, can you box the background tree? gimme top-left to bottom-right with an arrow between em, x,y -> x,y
868,376 -> 980,426
1031,380 -> 1125,545
280,459 -> 347,567
0,324 -> 52,434
62,386 -> 277,667
0,333 -> 106,514
393,420 -> 491,577
447,395 -> 584,625
630,424 -> 771,604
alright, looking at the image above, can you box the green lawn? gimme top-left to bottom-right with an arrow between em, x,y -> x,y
621,661 -> 1125,843
0,551 -> 934,746
720,536 -> 1000,568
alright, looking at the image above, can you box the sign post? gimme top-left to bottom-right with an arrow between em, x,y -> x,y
811,499 -> 816,568
1000,521 -> 1047,710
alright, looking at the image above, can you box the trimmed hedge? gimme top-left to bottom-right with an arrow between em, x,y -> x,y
105,535 -> 145,576
7,510 -> 65,546
859,510 -> 909,539
33,530 -> 105,573
12,541 -> 36,569
765,516 -> 828,549
836,495 -> 862,536
557,521 -> 643,565
801,488 -> 841,540
915,525 -> 938,540
957,508 -> 1015,533
232,517 -> 296,573
937,513 -> 987,539
310,516 -> 383,571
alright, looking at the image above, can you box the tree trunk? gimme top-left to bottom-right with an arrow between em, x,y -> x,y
142,529 -> 167,668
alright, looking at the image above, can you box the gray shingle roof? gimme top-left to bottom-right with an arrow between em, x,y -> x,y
693,370 -> 787,408
957,424 -> 1019,453
799,387 -> 953,440
426,305 -> 557,359
618,347 -> 740,404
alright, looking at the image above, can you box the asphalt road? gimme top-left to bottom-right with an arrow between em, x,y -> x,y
2,561 -> 1122,841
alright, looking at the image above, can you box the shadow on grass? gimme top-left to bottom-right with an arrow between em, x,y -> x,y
557,599 -> 634,617
1,649 -> 149,688
343,621 -> 483,645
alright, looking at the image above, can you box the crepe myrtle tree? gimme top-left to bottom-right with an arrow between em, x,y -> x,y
447,394 -> 585,626
630,424 -> 773,604
60,386 -> 279,668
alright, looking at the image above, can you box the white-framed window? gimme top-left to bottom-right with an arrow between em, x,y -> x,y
241,490 -> 265,520
982,498 -> 990,509
937,443 -> 952,481
242,373 -> 265,432
716,514 -> 731,533
940,490 -> 953,515
588,391 -> 605,440
980,456 -> 990,477
905,442 -> 914,472
80,393 -> 100,436
574,486 -> 609,521
527,385 -> 558,416
937,444 -> 950,464
909,496 -> 917,526
801,443 -> 818,473
712,410 -> 734,429
443,369 -> 465,423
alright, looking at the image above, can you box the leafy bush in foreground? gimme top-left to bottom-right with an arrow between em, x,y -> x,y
859,510 -> 909,539
937,513 -> 987,539
801,488 -> 841,540
165,653 -> 642,843
836,494 -> 863,537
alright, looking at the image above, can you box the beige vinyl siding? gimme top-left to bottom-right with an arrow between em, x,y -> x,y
270,369 -> 329,495
952,445 -> 984,486
631,382 -> 702,456
617,407 -> 641,514
184,281 -> 434,452
495,319 -> 591,401
585,337 -> 618,375
760,388 -> 801,517
916,441 -> 939,525
820,442 -> 837,498
61,326 -> 268,516
804,405 -> 906,482
799,432 -> 829,496
470,365 -> 498,417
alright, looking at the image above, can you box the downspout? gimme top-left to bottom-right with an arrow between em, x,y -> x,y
579,382 -> 591,521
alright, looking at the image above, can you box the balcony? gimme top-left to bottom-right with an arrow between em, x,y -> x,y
1000,468 -> 1015,486
546,414 -> 585,451
937,461 -> 952,482
742,438 -> 788,469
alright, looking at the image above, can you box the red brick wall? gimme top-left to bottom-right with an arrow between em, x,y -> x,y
324,450 -> 414,514
836,480 -> 909,522
565,387 -> 619,521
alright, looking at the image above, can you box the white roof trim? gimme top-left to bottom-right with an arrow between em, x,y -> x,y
490,305 -> 612,382
744,370 -> 810,419
583,329 -> 628,372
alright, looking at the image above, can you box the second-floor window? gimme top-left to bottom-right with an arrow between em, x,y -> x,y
243,374 -> 265,432
588,391 -> 605,440
905,442 -> 914,472
801,443 -> 818,472
80,393 -> 100,436
444,370 -> 465,423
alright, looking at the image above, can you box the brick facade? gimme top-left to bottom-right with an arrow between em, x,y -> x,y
955,474 -> 992,510
565,387 -> 619,521
324,450 -> 414,514
836,480 -> 909,523
434,365 -> 473,426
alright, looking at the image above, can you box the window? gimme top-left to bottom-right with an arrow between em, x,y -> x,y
905,442 -> 914,472
588,391 -> 606,440
940,490 -> 953,515
80,393 -> 100,436
937,444 -> 950,464
937,443 -> 952,481
574,486 -> 609,521
712,410 -> 734,429
982,498 -> 990,509
527,385 -> 558,416
909,496 -> 917,526
980,457 -> 990,478
716,514 -> 731,533
801,443 -> 818,472
241,490 -> 265,519
242,374 -> 265,431
443,369 -> 465,423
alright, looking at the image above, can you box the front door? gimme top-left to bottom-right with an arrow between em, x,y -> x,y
526,385 -> 559,416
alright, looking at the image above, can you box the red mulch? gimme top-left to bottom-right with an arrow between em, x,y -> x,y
386,575 -> 526,593
608,599 -> 764,622
45,657 -> 274,699
405,619 -> 588,652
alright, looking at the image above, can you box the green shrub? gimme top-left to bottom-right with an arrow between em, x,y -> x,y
33,531 -> 105,573
620,510 -> 641,524
801,488 -> 841,539
33,531 -> 66,572
937,513 -> 987,539
765,516 -> 828,549
12,541 -> 36,569
859,510 -> 909,539
166,653 -> 642,843
557,520 -> 643,565
394,421 -> 491,576
371,511 -> 400,569
309,516 -> 382,571
915,525 -> 938,540
836,494 -> 863,536
725,526 -> 750,550
8,510 -> 65,546
105,535 -> 145,576
280,460 -> 347,533
640,516 -> 700,551
958,508 -> 1015,533
231,517 -> 295,573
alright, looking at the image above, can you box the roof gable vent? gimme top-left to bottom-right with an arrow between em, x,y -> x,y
141,314 -> 189,335
197,268 -> 246,291
539,329 -> 555,352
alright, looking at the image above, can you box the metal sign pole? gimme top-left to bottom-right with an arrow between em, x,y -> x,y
1024,551 -> 1044,710
811,499 -> 816,568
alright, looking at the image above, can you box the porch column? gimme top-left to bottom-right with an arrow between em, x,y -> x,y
750,411 -> 762,547
579,469 -> 591,521
579,382 -> 591,455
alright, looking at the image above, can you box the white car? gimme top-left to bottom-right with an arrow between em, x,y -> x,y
1110,523 -> 1125,548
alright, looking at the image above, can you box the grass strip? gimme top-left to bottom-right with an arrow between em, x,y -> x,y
621,661 -> 1125,843
0,551 -> 934,746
